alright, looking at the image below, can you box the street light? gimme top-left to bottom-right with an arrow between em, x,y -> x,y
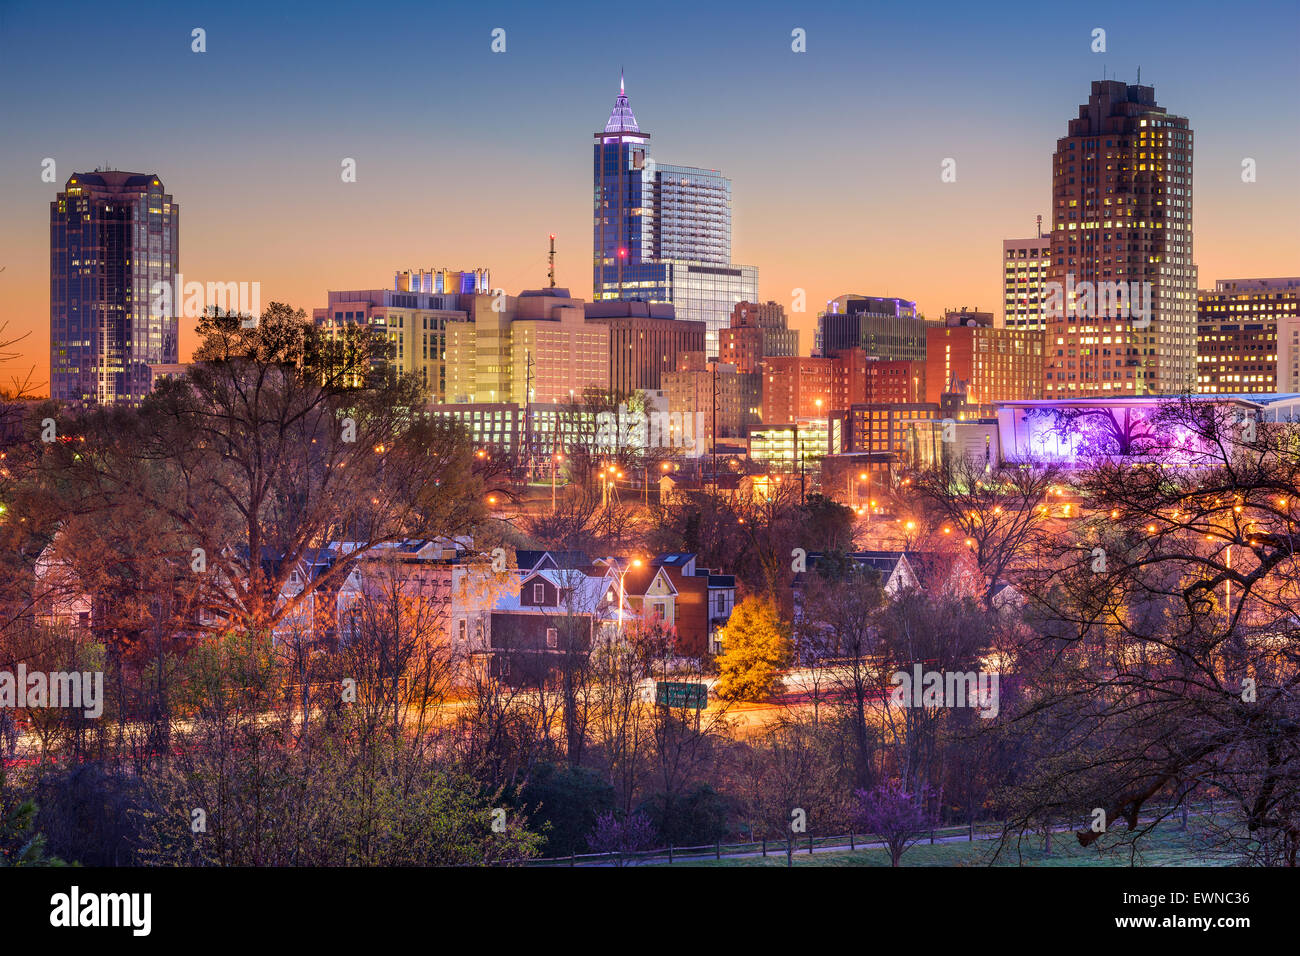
551,451 -> 564,513
616,557 -> 644,640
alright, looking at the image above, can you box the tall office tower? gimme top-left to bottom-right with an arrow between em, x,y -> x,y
1043,81 -> 1196,397
592,75 -> 757,357
816,294 -> 930,361
50,171 -> 178,405
1003,227 -> 1051,331
1197,277 -> 1300,394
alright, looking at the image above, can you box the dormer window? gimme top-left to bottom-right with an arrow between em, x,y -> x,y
533,583 -> 545,604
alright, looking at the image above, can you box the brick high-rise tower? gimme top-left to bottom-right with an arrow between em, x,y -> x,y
1043,81 -> 1196,397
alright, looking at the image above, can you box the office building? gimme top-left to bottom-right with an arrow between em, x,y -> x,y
584,299 -> 705,394
1003,229 -> 1052,331
663,355 -> 743,446
817,294 -> 930,361
1043,81 -> 1196,396
314,270 -> 487,398
592,75 -> 758,356
1196,278 -> 1300,394
441,289 -> 611,405
50,171 -> 179,405
926,309 -> 1044,403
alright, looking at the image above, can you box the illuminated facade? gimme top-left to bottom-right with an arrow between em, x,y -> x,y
1043,81 -> 1197,397
592,76 -> 757,356
428,402 -> 602,457
50,171 -> 178,405
747,419 -> 830,470
1003,233 -> 1051,331
1196,278 -> 1300,394
314,277 -> 477,399
440,289 -> 610,405
817,294 -> 929,361
841,403 -> 941,458
927,310 -> 1044,404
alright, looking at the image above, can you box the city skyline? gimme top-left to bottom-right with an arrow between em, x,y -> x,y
1,0 -> 1297,389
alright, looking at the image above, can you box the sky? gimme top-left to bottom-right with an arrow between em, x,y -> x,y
1,0 -> 1297,392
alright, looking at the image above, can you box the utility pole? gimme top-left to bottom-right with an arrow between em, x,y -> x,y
795,420 -> 804,504
523,350 -> 535,481
552,451 -> 563,513
711,361 -> 718,492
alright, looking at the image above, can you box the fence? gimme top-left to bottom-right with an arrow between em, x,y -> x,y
504,801 -> 1220,867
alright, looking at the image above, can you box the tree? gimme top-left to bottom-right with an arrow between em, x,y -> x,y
587,810 -> 657,866
795,563 -> 887,786
1006,397 -> 1300,864
742,715 -> 846,866
519,762 -> 615,857
873,590 -> 999,799
36,304 -> 489,643
713,597 -> 791,702
913,456 -> 1060,611
0,766 -> 66,867
852,780 -> 937,866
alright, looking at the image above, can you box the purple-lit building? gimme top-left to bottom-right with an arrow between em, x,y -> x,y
995,396 -> 1261,466
592,74 -> 756,357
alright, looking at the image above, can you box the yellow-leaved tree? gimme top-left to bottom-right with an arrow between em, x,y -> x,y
713,596 -> 791,702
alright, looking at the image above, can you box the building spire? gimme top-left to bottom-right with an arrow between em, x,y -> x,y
604,70 -> 640,134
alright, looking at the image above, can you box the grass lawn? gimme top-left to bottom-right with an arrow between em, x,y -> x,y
657,819 -> 1239,867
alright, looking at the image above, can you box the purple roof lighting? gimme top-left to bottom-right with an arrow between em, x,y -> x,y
604,73 -> 640,134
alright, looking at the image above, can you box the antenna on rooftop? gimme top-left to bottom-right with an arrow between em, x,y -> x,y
548,234 -> 556,288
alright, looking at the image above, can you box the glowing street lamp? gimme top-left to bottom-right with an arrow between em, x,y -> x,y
616,557 -> 644,639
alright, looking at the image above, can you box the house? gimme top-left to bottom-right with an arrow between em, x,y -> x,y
618,563 -> 679,630
488,565 -> 613,684
792,550 -> 920,599
648,553 -> 735,657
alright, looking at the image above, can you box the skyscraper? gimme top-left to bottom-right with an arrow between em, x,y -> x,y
50,171 -> 179,405
592,75 -> 757,357
1042,81 -> 1196,397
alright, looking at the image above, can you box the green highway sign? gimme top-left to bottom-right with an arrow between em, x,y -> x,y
655,681 -> 707,710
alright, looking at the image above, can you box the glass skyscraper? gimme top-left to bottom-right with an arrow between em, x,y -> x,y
50,171 -> 178,405
592,76 -> 757,357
